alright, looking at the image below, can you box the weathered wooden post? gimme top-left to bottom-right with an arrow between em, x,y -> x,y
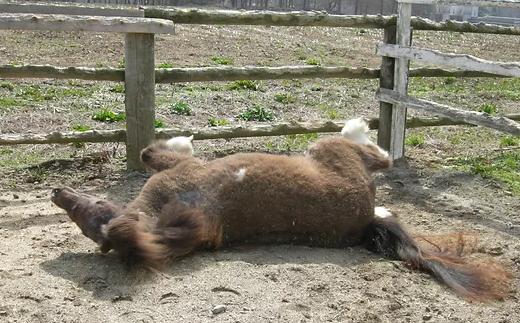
389,0 -> 412,160
124,33 -> 156,170
377,25 -> 396,151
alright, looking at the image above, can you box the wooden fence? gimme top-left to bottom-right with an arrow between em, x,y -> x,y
376,0 -> 520,159
1,2 -> 519,169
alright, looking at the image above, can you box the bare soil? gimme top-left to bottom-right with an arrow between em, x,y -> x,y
0,24 -> 519,322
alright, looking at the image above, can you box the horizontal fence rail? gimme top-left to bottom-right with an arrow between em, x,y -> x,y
377,43 -> 520,77
0,3 -> 144,17
377,88 -> 520,136
0,13 -> 175,34
0,64 -> 509,82
1,115 -> 519,146
398,0 -> 520,8
144,8 -> 520,36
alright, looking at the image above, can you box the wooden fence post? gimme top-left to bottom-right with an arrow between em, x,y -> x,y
390,1 -> 412,160
377,25 -> 396,151
124,33 -> 156,170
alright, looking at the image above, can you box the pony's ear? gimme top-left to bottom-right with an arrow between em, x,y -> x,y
188,135 -> 194,142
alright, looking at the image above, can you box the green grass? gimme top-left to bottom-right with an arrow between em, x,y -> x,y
118,58 -> 125,68
0,148 -> 45,169
237,105 -> 274,122
479,103 -> 498,115
170,102 -> 192,116
305,57 -> 321,66
475,78 -> 520,100
0,97 -> 22,108
211,56 -> 234,65
409,77 -> 520,100
15,84 -> 93,101
26,167 -> 48,183
452,152 -> 520,195
266,133 -> 318,152
317,103 -> 339,120
208,117 -> 230,127
92,109 -> 126,123
228,80 -> 258,91
284,133 -> 318,151
500,136 -> 520,147
405,133 -> 426,147
154,119 -> 166,128
109,84 -> 125,93
71,124 -> 91,132
158,62 -> 174,69
274,92 -> 296,104
0,81 -> 14,91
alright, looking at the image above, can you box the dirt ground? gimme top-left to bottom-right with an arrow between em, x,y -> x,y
0,22 -> 519,322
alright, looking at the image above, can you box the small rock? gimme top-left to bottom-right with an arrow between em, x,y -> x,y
423,314 -> 432,321
13,194 -> 19,199
212,305 -> 227,315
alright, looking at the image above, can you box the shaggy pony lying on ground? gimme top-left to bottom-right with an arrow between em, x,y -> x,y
51,118 -> 510,301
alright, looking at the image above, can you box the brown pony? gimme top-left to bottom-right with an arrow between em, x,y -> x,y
51,119 -> 510,302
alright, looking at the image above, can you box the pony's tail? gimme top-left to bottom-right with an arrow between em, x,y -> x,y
364,209 -> 511,301
104,202 -> 205,268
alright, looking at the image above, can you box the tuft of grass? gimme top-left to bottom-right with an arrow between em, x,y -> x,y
92,109 -> 126,123
444,77 -> 457,85
15,85 -> 92,101
67,80 -> 81,87
0,148 -> 45,169
211,56 -> 234,65
0,97 -> 21,108
71,124 -> 91,132
479,103 -> 498,115
118,58 -> 125,68
284,133 -> 318,151
237,105 -> 274,122
274,92 -> 296,104
26,167 -> 48,183
305,57 -> 321,66
170,102 -> 192,116
158,62 -> 174,69
154,119 -> 166,128
405,133 -> 425,147
228,80 -> 258,91
0,81 -> 14,91
475,78 -> 520,100
452,152 -> 520,195
317,103 -> 339,120
500,135 -> 520,147
109,84 -> 125,93
208,117 -> 230,127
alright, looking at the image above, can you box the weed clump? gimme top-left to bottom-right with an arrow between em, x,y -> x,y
92,109 -> 126,123
237,105 -> 274,122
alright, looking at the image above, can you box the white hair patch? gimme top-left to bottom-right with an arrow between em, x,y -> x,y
375,206 -> 393,218
101,224 -> 109,238
235,168 -> 247,182
341,118 -> 370,145
166,135 -> 194,155
342,118 -> 390,159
